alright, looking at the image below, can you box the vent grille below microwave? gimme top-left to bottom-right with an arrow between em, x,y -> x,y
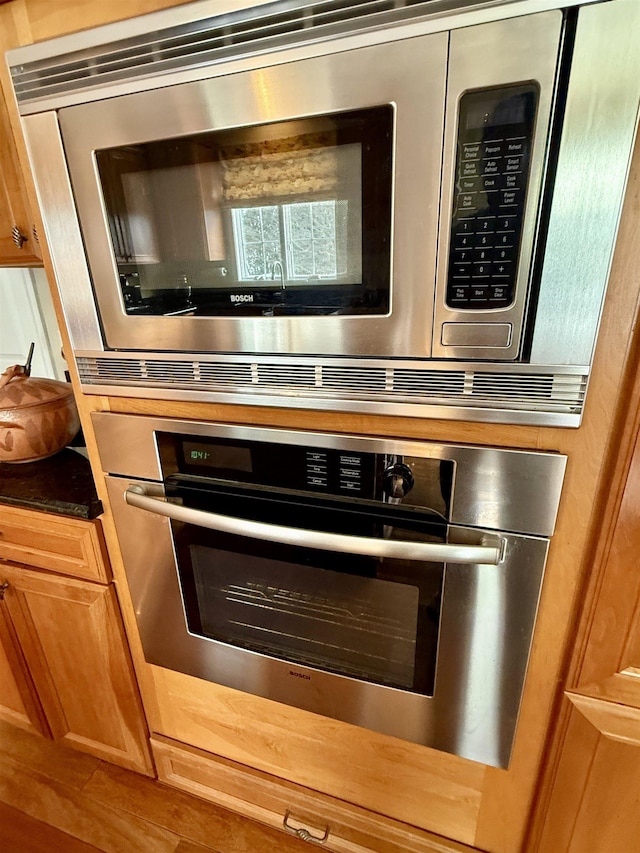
75,355 -> 588,425
9,0 -> 564,106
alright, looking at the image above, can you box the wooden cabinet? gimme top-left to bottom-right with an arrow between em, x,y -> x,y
0,504 -> 153,775
529,400 -> 640,853
151,733 -> 479,853
0,76 -> 41,265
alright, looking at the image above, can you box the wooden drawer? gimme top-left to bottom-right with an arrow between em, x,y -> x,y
151,735 -> 478,853
0,504 -> 110,583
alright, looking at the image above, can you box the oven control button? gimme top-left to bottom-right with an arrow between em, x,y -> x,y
382,463 -> 414,500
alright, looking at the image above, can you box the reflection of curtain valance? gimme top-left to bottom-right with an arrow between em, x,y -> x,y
221,134 -> 338,201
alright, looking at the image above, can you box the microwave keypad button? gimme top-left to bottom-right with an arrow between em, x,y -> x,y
490,285 -> 510,302
450,286 -> 470,301
471,286 -> 490,300
497,215 -> 517,231
495,246 -> 517,263
462,161 -> 480,178
472,264 -> 490,278
452,263 -> 472,278
454,233 -> 474,250
481,140 -> 504,159
499,189 -> 520,208
457,218 -> 474,233
473,248 -> 491,263
476,216 -> 496,234
459,193 -> 478,213
460,177 -> 482,193
492,261 -> 512,278
506,138 -> 525,155
462,142 -> 481,160
504,156 -> 523,172
482,175 -> 500,192
482,159 -> 500,176
441,323 -> 512,348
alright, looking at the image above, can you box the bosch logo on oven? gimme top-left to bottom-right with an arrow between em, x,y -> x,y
230,294 -> 254,303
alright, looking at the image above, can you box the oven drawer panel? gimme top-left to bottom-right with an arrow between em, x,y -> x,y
0,505 -> 110,583
151,731 -> 480,853
148,664 -> 485,844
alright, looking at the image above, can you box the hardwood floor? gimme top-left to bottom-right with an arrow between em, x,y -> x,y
0,720 -> 310,852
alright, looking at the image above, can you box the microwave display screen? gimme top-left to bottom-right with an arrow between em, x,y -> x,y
446,84 -> 538,312
95,106 -> 393,319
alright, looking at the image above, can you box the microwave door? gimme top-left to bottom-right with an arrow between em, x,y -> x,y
58,33 -> 448,358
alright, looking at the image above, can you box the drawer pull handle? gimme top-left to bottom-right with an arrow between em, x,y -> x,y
0,582 -> 9,600
283,810 -> 329,845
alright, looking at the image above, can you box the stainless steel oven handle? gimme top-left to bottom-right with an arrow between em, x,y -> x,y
125,485 -> 503,565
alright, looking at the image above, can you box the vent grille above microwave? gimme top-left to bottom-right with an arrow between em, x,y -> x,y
75,355 -> 588,426
8,0 -> 591,106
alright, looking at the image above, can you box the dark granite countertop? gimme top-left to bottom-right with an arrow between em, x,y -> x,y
0,448 -> 102,520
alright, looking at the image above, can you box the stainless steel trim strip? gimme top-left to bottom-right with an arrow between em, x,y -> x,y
531,0 -> 640,365
76,354 -> 588,425
7,1 -> 606,114
125,484 -> 503,565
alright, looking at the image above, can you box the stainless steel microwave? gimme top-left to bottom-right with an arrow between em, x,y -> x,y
7,0 -> 640,425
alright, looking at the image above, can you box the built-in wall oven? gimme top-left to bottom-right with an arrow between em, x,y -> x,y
93,412 -> 566,768
8,0 -> 640,425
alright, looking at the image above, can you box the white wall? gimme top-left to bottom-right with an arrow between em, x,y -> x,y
0,268 -> 66,381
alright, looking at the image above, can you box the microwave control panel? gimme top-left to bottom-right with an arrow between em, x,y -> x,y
446,85 -> 538,311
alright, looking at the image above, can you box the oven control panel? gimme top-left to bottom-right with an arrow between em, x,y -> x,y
160,433 -> 452,515
446,84 -> 538,311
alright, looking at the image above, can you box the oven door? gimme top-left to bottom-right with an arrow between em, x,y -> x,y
58,33 -> 448,357
106,474 -> 549,767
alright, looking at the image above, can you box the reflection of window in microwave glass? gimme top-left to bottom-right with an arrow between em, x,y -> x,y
231,200 -> 350,282
224,142 -> 362,286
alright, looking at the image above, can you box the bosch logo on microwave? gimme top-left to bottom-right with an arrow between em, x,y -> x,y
230,294 -> 254,303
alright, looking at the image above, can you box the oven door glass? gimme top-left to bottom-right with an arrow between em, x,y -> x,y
169,485 -> 444,695
95,107 -> 392,319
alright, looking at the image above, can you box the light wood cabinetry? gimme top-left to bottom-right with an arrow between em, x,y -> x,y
152,734 -> 479,853
0,67 -> 40,265
0,504 -> 153,775
528,341 -> 640,852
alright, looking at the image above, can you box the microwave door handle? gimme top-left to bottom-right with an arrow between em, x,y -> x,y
125,485 -> 503,566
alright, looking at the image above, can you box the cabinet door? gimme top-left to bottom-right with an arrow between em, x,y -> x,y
0,564 -> 153,774
0,78 -> 41,265
0,594 -> 49,736
531,386 -> 640,852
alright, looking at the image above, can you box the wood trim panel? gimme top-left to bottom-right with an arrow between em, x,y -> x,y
152,735 -> 479,853
566,692 -> 640,746
0,505 -> 110,583
149,664 -> 485,846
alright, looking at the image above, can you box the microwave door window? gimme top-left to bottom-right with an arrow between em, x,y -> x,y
94,106 -> 392,319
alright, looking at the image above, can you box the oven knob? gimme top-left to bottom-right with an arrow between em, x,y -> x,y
382,463 -> 414,499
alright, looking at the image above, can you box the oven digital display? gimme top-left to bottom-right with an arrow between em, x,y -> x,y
182,441 -> 252,473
